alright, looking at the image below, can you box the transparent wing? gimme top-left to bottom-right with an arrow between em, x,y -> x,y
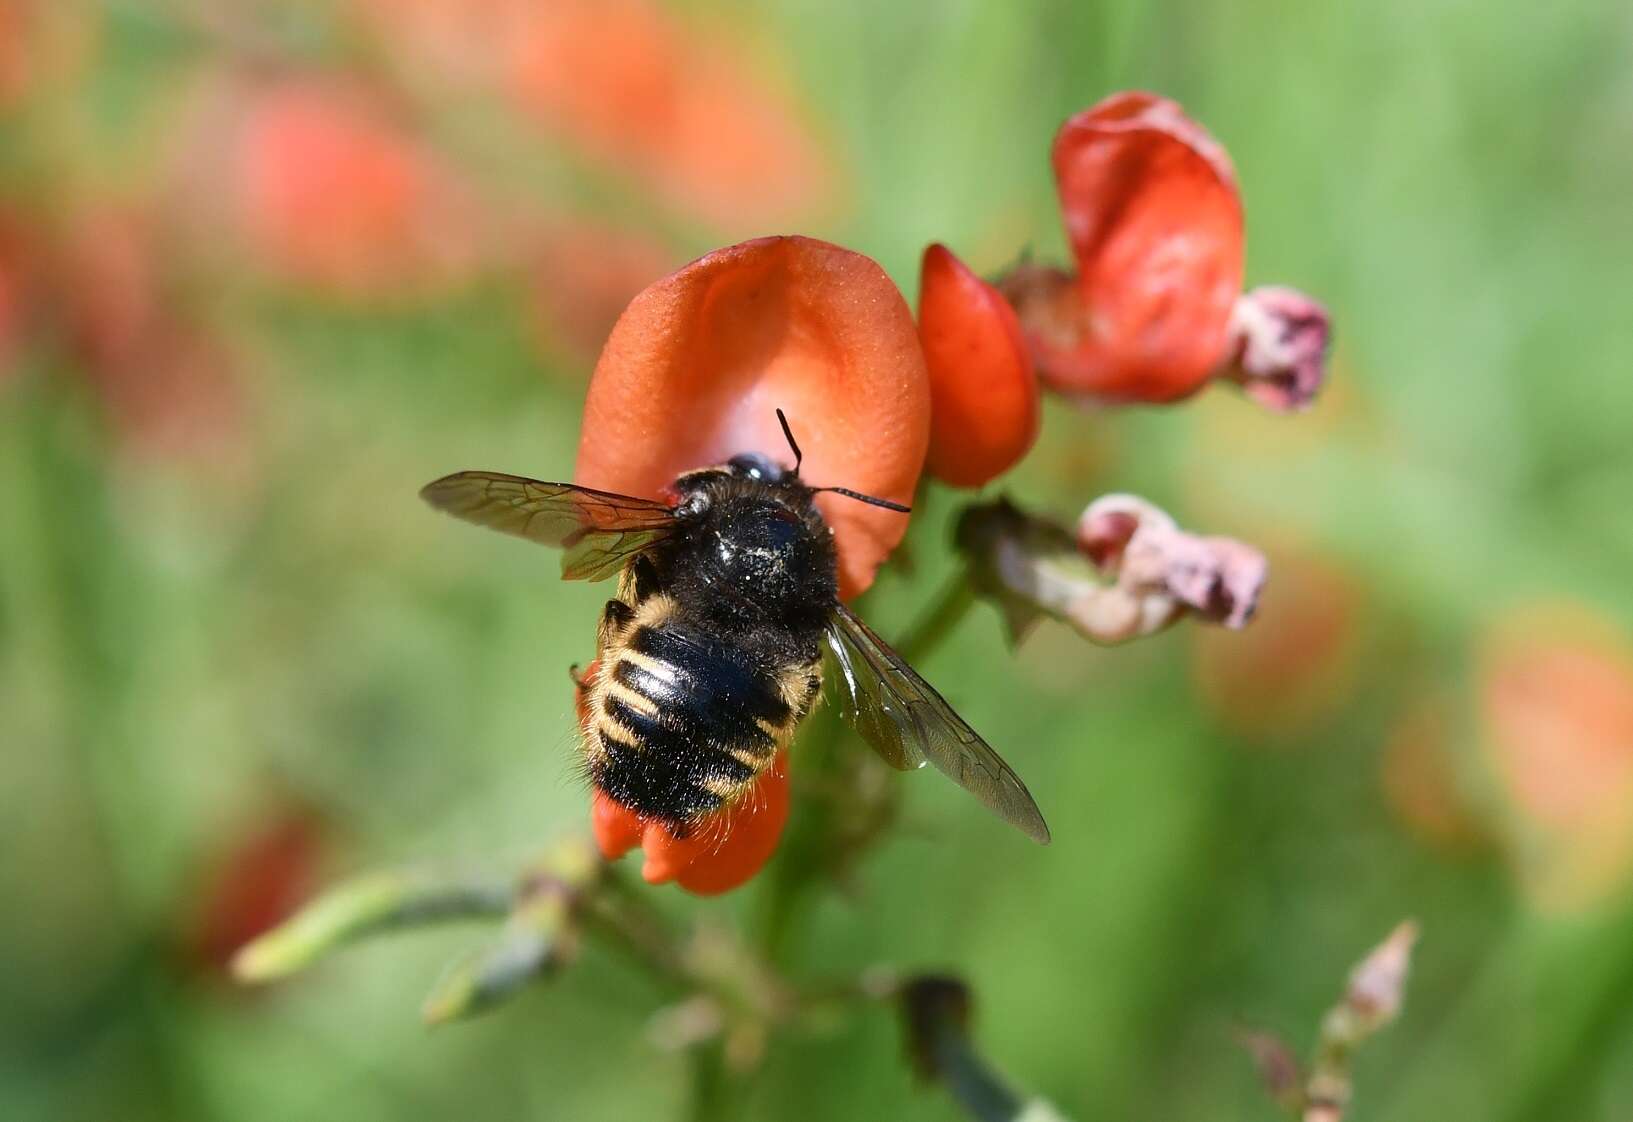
420,471 -> 679,582
825,601 -> 1051,844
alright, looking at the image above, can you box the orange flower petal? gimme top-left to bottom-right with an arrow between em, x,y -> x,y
1479,605 -> 1633,911
591,789 -> 646,861
1014,92 -> 1244,403
626,751 -> 789,895
917,244 -> 1039,488
574,235 -> 928,600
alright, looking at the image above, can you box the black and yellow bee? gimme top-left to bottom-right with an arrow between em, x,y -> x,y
420,412 -> 1049,844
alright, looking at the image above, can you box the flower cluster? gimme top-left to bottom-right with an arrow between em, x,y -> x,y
568,91 -> 1332,894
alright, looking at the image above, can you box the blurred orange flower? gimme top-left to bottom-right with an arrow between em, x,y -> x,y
0,0 -> 28,108
49,205 -> 241,457
1381,694 -> 1489,855
999,92 -> 1329,410
529,220 -> 678,362
354,0 -> 839,231
226,79 -> 477,298
575,235 -> 928,601
186,805 -> 327,975
1479,605 -> 1633,912
0,221 -> 22,379
505,0 -> 838,231
917,243 -> 1039,488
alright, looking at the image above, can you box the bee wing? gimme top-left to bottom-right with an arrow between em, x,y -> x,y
825,601 -> 1051,844
421,471 -> 680,582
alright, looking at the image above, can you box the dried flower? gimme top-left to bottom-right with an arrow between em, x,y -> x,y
1077,493 -> 1266,632
998,92 -> 1331,411
917,243 -> 1039,488
958,493 -> 1266,645
1220,285 -> 1333,413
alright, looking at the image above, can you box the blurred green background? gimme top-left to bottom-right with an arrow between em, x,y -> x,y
4,1 -> 1633,1119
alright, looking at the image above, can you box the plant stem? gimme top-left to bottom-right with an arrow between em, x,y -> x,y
687,1039 -> 744,1122
755,570 -> 978,962
894,571 -> 977,664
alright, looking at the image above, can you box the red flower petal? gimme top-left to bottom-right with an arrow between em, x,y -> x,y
590,754 -> 791,895
591,789 -> 646,860
660,752 -> 791,895
1011,92 -> 1244,404
575,235 -> 928,600
917,244 -> 1039,488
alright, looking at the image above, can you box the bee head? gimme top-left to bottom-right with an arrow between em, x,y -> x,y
726,409 -> 914,515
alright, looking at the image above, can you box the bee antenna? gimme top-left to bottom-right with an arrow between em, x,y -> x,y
811,486 -> 912,514
775,408 -> 803,476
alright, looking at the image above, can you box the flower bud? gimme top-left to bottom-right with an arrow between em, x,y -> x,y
957,494 -> 1267,646
1219,285 -> 1332,412
1078,494 -> 1266,631
917,243 -> 1039,488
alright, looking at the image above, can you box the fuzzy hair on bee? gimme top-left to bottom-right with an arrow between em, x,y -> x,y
421,410 -> 1052,845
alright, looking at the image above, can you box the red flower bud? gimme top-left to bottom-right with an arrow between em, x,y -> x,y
917,244 -> 1039,488
575,235 -> 928,600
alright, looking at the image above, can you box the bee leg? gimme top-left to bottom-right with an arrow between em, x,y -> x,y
626,555 -> 662,603
597,598 -> 636,650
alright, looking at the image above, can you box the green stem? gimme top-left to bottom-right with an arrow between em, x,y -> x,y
756,570 -> 978,962
687,1039 -> 744,1122
894,571 -> 977,664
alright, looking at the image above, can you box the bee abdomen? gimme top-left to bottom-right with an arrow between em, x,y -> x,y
590,621 -> 794,823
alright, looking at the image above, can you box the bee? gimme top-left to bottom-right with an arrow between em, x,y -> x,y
420,411 -> 1049,844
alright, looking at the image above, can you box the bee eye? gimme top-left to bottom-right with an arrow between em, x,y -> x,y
728,453 -> 785,482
